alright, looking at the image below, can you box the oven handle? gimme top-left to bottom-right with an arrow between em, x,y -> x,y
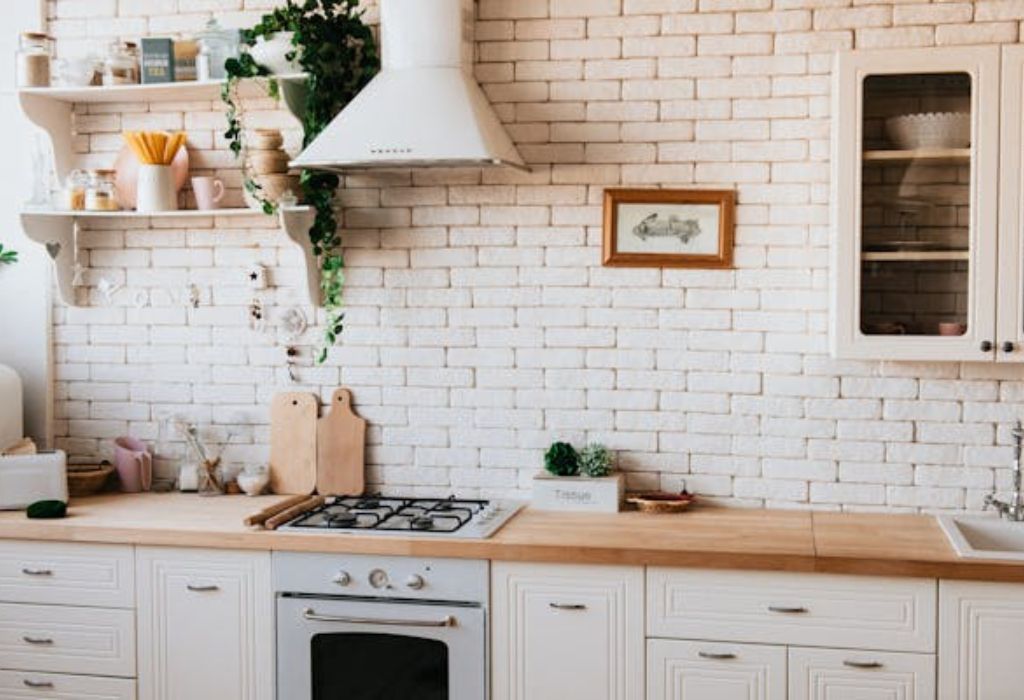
302,607 -> 456,628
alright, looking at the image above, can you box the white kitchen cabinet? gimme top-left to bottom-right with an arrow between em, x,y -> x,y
648,639 -> 786,700
491,561 -> 644,700
789,647 -> 935,700
0,670 -> 136,699
939,579 -> 1024,700
832,46 -> 1002,361
135,547 -> 273,700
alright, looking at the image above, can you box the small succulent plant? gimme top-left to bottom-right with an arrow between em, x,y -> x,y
544,441 -> 579,477
579,443 -> 614,477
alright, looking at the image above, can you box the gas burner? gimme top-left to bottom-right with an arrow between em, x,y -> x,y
281,495 -> 524,539
327,511 -> 357,528
410,515 -> 434,531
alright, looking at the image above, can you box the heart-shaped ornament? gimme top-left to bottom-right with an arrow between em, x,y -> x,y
45,242 -> 61,259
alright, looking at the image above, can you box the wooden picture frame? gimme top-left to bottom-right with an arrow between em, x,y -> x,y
602,188 -> 735,269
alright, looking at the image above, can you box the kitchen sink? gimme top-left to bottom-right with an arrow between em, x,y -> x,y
938,515 -> 1024,561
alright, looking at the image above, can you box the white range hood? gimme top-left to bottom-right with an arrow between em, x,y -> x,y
290,0 -> 526,173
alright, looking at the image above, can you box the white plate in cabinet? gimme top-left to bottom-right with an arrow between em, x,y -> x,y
789,647 -> 936,700
136,547 -> 273,700
0,541 -> 133,608
491,562 -> 644,700
647,639 -> 786,700
647,569 -> 936,652
0,670 -> 136,699
938,580 -> 1024,700
0,602 -> 135,677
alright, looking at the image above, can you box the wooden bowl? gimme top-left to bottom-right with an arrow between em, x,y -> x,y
250,129 -> 284,150
247,150 -> 291,175
244,173 -> 302,209
67,462 -> 115,497
627,491 -> 695,514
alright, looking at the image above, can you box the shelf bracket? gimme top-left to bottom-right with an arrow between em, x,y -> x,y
20,213 -> 78,306
279,206 -> 321,308
20,93 -> 74,182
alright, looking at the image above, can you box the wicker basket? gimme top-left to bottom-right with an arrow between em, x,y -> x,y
67,463 -> 115,497
627,492 -> 695,514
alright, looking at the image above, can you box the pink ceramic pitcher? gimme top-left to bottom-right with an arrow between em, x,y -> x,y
113,436 -> 152,492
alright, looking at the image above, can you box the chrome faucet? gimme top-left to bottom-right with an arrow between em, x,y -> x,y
985,421 -> 1024,522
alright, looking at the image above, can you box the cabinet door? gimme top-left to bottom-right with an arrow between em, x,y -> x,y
939,580 -> 1024,700
998,47 -> 1024,360
491,562 -> 643,700
136,547 -> 272,700
790,647 -> 935,700
832,46 -> 1000,361
648,639 -> 785,700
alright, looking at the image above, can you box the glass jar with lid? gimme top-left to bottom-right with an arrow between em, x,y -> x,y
102,41 -> 139,85
84,169 -> 120,212
16,32 -> 52,87
196,19 -> 240,81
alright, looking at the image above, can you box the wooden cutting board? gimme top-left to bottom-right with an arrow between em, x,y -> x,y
269,392 -> 318,495
316,387 -> 366,496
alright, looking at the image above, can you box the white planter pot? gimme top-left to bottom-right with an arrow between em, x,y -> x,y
532,472 -> 624,513
250,32 -> 302,75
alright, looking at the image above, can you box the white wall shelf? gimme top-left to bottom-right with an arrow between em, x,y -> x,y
21,205 -> 320,309
19,75 -> 305,182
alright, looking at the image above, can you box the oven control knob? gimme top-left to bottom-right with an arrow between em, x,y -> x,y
368,569 -> 389,589
332,571 -> 351,587
405,574 -> 425,590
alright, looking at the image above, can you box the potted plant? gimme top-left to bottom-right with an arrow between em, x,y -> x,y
533,442 -> 624,512
222,0 -> 379,363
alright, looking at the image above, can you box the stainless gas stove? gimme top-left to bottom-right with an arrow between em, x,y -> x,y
279,495 -> 524,539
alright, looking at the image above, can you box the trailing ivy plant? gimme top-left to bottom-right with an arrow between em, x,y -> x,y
0,244 -> 17,266
223,0 -> 379,363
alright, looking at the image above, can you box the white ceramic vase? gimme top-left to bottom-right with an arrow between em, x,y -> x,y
136,164 -> 177,213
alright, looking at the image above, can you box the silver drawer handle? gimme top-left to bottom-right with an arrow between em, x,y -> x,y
23,679 -> 55,689
843,660 -> 884,670
186,584 -> 220,592
549,603 -> 587,611
21,568 -> 53,577
767,605 -> 808,614
302,607 -> 455,628
698,651 -> 737,660
22,636 -> 54,645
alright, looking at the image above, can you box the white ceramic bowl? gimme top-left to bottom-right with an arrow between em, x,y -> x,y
249,32 -> 302,75
885,112 -> 971,150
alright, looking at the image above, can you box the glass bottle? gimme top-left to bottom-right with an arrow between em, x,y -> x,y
16,32 -> 51,87
84,169 -> 119,211
102,41 -> 139,85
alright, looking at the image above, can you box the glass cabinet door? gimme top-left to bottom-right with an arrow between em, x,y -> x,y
833,47 -> 999,361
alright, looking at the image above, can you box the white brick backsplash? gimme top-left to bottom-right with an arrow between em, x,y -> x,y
40,0 -> 1024,508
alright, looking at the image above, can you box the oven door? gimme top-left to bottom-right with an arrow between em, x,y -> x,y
277,595 -> 486,700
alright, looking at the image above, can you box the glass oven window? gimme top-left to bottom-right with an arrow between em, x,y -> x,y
311,633 -> 449,700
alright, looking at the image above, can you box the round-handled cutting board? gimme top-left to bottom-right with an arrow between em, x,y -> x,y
316,388 -> 366,496
269,392 -> 318,495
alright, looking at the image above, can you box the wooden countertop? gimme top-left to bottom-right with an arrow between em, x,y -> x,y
0,494 -> 1022,582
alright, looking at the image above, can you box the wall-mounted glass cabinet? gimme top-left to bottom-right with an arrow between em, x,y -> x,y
832,46 -> 1005,361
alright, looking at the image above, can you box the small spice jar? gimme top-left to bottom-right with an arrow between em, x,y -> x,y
84,169 -> 120,212
56,169 -> 88,211
102,41 -> 139,85
16,32 -> 52,87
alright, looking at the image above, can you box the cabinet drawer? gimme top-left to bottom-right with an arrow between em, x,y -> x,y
789,647 -> 935,700
0,670 -> 136,699
648,568 -> 936,652
648,639 -> 786,699
0,603 -> 135,677
0,541 -> 133,608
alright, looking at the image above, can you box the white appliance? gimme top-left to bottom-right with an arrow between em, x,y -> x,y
275,552 -> 488,698
0,364 -> 23,451
0,451 -> 67,510
290,0 -> 526,172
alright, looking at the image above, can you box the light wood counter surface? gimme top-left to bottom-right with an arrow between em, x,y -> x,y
0,493 -> 1021,582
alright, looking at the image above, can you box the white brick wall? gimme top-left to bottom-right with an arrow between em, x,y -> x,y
45,0 -> 1024,511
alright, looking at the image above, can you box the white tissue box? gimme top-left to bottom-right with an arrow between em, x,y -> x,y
532,472 -> 624,512
0,450 -> 67,510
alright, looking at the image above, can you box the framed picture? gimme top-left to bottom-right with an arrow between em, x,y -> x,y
602,188 -> 735,268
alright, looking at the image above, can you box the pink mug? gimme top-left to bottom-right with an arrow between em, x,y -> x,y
191,176 -> 225,211
114,436 -> 152,493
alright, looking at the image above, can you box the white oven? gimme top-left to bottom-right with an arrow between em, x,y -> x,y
274,552 -> 488,700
